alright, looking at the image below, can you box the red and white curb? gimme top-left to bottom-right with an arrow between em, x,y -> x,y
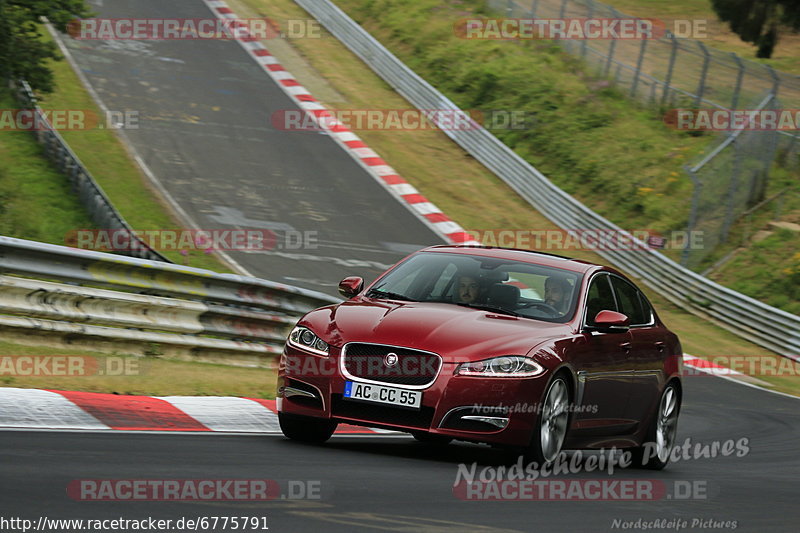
682,354 -> 746,377
201,0 -> 478,246
0,388 -> 394,434
0,355 -> 794,433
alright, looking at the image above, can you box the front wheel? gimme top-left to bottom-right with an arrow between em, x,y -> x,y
279,412 -> 337,443
630,382 -> 681,470
526,376 -> 571,464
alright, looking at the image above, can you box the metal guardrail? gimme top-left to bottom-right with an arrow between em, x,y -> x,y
295,0 -> 800,357
11,80 -> 169,263
0,236 -> 340,357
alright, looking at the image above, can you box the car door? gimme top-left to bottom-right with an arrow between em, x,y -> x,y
609,276 -> 664,425
570,273 -> 636,435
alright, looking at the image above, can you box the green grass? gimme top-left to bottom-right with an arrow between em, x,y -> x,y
712,229 -> 800,315
0,90 -> 96,241
0,340 -> 277,398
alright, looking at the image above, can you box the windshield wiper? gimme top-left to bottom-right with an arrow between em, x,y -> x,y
366,289 -> 415,302
454,302 -> 520,317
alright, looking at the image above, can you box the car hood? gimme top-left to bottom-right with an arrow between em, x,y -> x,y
302,299 -> 573,362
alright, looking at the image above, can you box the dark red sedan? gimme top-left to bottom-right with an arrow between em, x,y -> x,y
277,246 -> 683,469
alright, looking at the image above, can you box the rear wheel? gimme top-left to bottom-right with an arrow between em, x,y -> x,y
526,376 -> 571,464
411,431 -> 453,445
279,412 -> 337,443
630,382 -> 680,470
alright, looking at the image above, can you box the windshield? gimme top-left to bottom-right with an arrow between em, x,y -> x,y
365,251 -> 582,323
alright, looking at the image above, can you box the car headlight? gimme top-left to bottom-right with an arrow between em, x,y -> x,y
287,326 -> 329,356
455,356 -> 544,377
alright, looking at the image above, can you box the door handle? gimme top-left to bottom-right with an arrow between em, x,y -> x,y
654,341 -> 666,352
620,342 -> 632,352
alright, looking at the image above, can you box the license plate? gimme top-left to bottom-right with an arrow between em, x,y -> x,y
343,381 -> 422,409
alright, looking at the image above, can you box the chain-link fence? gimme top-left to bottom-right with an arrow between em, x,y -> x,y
681,93 -> 782,269
489,0 -> 800,112
487,0 -> 799,268
488,0 -> 800,165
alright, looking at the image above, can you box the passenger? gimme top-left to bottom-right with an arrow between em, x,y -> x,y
544,276 -> 571,313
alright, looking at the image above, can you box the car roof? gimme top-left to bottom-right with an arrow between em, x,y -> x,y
419,245 -> 600,274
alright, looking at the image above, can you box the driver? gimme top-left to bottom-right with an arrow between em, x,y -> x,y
544,276 -> 571,314
456,275 -> 482,304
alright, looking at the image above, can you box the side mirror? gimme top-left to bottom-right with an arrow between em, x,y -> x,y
338,276 -> 364,299
588,310 -> 630,333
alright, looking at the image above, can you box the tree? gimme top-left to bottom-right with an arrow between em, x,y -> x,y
0,0 -> 92,93
711,0 -> 800,58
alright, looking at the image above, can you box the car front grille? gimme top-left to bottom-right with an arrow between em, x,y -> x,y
342,343 -> 441,387
331,394 -> 434,429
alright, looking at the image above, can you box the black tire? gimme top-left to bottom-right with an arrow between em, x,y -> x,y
525,375 -> 571,464
279,412 -> 337,443
629,382 -> 681,470
411,431 -> 453,445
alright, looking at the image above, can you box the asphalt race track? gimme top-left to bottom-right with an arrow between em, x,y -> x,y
62,0 -> 444,295
3,1 -> 798,532
2,374 -> 798,532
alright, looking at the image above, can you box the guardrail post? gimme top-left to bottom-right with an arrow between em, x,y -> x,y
694,41 -> 711,107
660,33 -> 678,108
604,8 -> 620,77
730,53 -> 745,109
529,0 -> 539,18
765,64 -> 780,100
630,37 -> 648,98
681,166 -> 701,267
581,0 -> 594,59
721,134 -> 743,241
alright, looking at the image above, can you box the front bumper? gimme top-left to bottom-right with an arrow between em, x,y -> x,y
277,344 -> 550,447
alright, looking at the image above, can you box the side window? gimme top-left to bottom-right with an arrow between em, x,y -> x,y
610,277 -> 647,325
585,274 -> 616,326
638,292 -> 654,325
